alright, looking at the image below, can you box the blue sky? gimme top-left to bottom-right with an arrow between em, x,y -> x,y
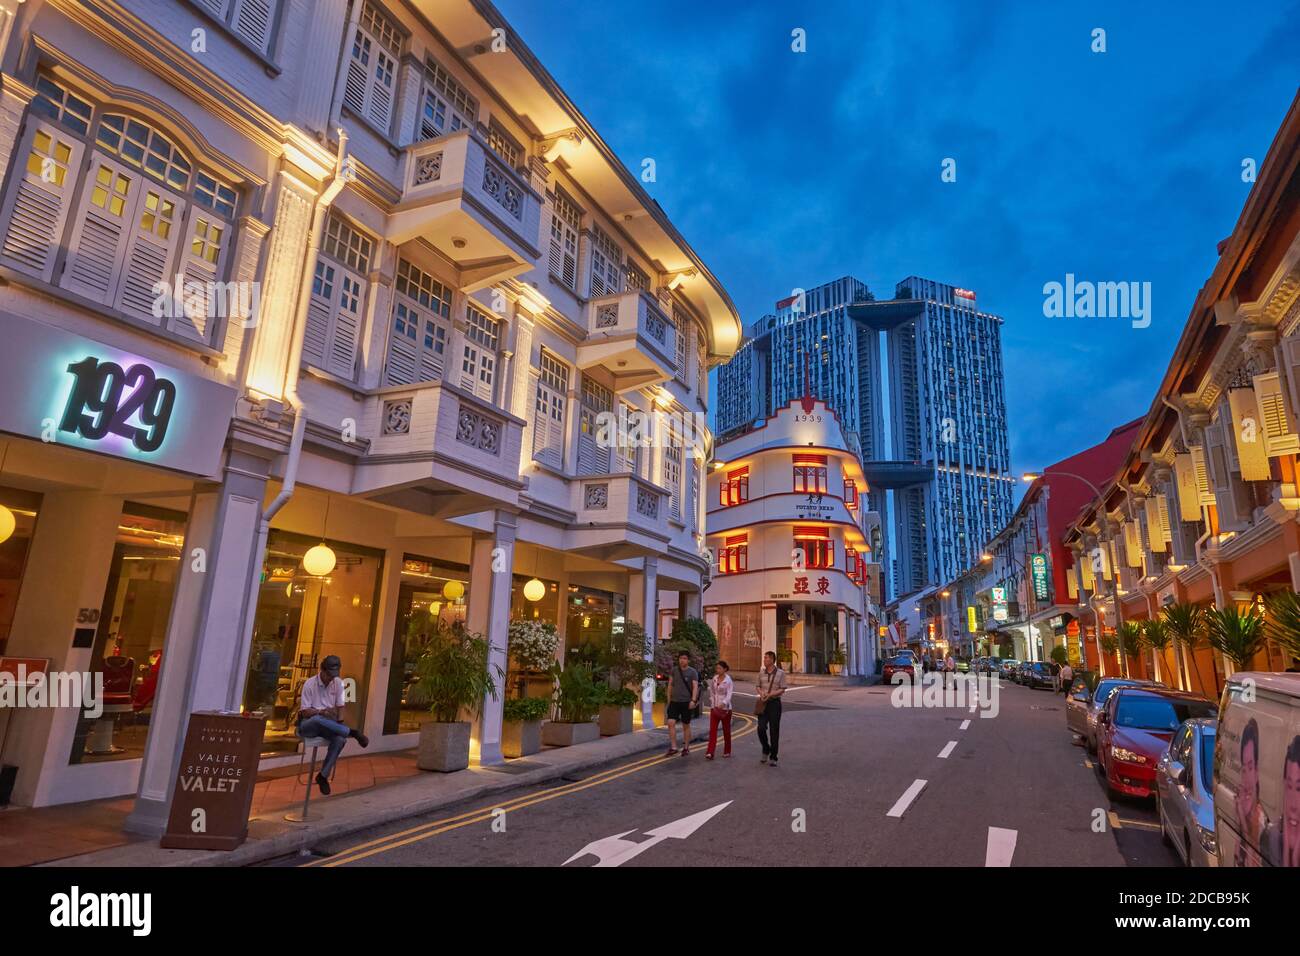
496,0 -> 1298,487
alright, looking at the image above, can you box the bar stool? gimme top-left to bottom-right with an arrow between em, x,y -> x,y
284,735 -> 336,823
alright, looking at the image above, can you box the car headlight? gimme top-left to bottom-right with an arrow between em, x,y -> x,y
1197,826 -> 1217,854
1111,747 -> 1148,765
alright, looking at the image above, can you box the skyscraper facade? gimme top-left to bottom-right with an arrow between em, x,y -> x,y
717,275 -> 1014,599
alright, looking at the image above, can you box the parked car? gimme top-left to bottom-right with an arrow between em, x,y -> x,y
882,655 -> 916,685
1157,717 -> 1218,866
998,659 -> 1020,680
1079,678 -> 1156,752
1024,661 -> 1055,690
1064,671 -> 1099,741
1096,687 -> 1217,800
1015,661 -> 1033,684
1212,672 -> 1300,867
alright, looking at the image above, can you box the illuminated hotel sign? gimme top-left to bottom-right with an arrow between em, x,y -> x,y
1030,553 -> 1050,601
0,312 -> 237,475
954,288 -> 976,300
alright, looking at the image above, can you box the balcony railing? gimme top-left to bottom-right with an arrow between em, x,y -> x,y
567,472 -> 671,558
578,290 -> 676,391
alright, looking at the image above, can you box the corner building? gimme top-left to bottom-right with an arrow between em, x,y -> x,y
0,0 -> 739,817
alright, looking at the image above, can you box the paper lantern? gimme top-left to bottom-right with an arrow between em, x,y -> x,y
523,577 -> 546,602
442,579 -> 465,601
302,543 -> 337,577
0,504 -> 13,545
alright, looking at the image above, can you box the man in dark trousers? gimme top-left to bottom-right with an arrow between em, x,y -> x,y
755,650 -> 789,766
665,651 -> 699,756
298,655 -> 369,794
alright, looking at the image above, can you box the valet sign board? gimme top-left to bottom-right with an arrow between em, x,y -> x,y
0,313 -> 237,476
161,711 -> 267,850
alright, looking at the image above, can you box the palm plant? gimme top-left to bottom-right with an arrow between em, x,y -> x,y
1141,618 -> 1176,686
1205,605 -> 1265,673
1099,630 -> 1119,658
1264,590 -> 1300,664
409,622 -> 503,723
1117,621 -> 1143,675
551,661 -> 602,723
1163,602 -> 1207,695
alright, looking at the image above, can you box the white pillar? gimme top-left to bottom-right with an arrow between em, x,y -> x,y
466,512 -> 516,765
125,447 -> 270,834
628,557 -> 659,729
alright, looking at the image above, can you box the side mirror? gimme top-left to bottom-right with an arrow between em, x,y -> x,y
1169,760 -> 1189,787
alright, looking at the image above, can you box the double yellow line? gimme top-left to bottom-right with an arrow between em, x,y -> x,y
309,712 -> 757,867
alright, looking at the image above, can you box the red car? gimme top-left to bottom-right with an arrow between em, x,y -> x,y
881,654 -> 916,685
1096,687 -> 1217,799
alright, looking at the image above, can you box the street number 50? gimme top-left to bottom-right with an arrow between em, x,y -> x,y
60,356 -> 177,452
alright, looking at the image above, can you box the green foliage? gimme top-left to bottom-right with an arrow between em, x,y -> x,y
600,686 -> 638,708
409,622 -> 503,723
1264,590 -> 1300,662
1162,602 -> 1206,649
1049,645 -> 1069,666
670,617 -> 719,675
552,662 -> 602,723
596,619 -> 656,690
1141,618 -> 1171,650
1099,631 -> 1119,656
1117,621 -> 1143,658
828,643 -> 846,665
502,696 -> 549,723
1205,606 -> 1265,670
507,619 -> 559,671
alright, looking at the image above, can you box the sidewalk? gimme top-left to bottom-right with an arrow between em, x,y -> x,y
31,719 -> 699,867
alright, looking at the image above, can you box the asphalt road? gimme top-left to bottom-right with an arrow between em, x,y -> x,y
288,675 -> 1182,867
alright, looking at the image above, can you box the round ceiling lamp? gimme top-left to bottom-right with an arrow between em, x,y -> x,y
523,578 -> 546,602
442,579 -> 465,602
303,543 -> 337,577
0,504 -> 13,545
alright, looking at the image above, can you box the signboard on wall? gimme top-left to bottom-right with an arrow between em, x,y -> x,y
161,711 -> 267,850
0,312 -> 237,476
1031,553 -> 1049,601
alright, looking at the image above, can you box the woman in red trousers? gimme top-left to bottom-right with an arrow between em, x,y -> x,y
706,660 -> 734,759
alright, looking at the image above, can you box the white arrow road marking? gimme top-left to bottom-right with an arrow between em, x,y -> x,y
562,801 -> 733,867
937,740 -> 957,759
959,719 -> 971,730
886,779 -> 927,817
985,827 -> 1017,866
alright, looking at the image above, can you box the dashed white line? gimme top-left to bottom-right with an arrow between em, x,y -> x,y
937,740 -> 958,759
959,719 -> 971,730
985,827 -> 1018,866
886,779 -> 927,818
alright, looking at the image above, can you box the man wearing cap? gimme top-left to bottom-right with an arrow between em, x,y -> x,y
298,655 -> 369,795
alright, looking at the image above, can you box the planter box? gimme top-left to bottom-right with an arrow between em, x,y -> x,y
598,704 -> 633,736
653,702 -> 666,725
828,663 -> 844,676
541,720 -> 599,747
417,720 -> 471,772
502,719 -> 543,758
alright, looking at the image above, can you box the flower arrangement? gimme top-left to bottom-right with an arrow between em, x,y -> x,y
508,619 -> 559,671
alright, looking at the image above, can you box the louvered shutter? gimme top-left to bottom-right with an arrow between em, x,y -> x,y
1067,565 -> 1079,599
664,439 -> 682,521
1143,497 -> 1167,552
115,183 -> 186,323
170,207 -> 231,342
1172,453 -> 1201,521
576,375 -> 612,475
1189,446 -> 1215,506
343,34 -> 369,117
61,155 -> 139,303
1281,336 -> 1300,426
194,0 -> 229,16
1252,372 -> 1300,456
1227,387 -> 1271,480
532,352 -> 568,469
459,343 -> 495,401
231,0 -> 275,53
302,259 -> 334,367
1123,520 -> 1143,566
1205,419 -> 1250,528
328,269 -> 364,379
613,401 -> 638,474
0,122 -> 83,281
384,300 -> 447,387
1155,494 -> 1173,545
1081,556 -> 1095,591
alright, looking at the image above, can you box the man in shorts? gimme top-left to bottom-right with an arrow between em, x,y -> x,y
666,651 -> 699,756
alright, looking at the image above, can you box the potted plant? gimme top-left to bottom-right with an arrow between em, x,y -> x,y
598,686 -> 637,736
409,622 -> 502,772
541,662 -> 602,746
501,696 -> 549,758
828,643 -> 846,676
652,681 -> 667,726
508,619 -> 559,698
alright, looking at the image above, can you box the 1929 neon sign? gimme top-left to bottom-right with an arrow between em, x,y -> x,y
59,356 -> 177,452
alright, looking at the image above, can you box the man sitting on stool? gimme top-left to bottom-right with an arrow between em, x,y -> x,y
298,655 -> 368,794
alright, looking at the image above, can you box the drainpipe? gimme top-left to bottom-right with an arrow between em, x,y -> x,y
228,130 -> 350,706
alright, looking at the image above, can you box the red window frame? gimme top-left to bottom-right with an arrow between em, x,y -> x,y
794,527 -> 833,569
720,467 -> 749,507
793,454 -> 828,494
718,534 -> 748,574
844,478 -> 858,509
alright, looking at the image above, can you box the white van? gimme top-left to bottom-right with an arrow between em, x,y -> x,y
1213,672 -> 1300,867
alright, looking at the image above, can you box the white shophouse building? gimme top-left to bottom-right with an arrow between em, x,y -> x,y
0,0 -> 739,818
673,395 -> 880,679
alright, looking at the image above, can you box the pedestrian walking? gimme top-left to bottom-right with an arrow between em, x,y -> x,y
665,651 -> 699,757
755,650 -> 788,766
297,655 -> 369,795
1060,660 -> 1074,696
705,660 -> 733,759
1050,660 -> 1061,692
943,653 -> 955,688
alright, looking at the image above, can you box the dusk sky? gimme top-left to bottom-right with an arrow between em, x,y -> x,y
497,0 -> 1298,496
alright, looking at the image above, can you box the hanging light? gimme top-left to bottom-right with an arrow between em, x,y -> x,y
442,579 -> 465,602
523,577 -> 546,602
0,503 -> 13,545
303,543 -> 337,577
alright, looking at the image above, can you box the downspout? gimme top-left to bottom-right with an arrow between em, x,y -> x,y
228,130 -> 350,706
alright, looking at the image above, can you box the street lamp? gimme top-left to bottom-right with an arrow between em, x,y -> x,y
1022,468 -> 1128,677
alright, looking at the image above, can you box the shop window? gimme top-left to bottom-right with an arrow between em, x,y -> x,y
720,467 -> 748,506
245,530 -> 383,754
564,585 -> 624,668
68,503 -> 187,765
0,487 -> 42,657
383,555 -> 469,736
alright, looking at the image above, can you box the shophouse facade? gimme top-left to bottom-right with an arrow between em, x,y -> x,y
685,394 -> 880,679
0,0 -> 739,819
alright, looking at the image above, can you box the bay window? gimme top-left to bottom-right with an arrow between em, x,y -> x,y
421,56 -> 477,140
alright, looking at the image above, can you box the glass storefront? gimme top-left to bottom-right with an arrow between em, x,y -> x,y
563,585 -> 624,667
0,486 -> 41,657
803,605 -> 839,674
384,555 -> 470,736
717,603 -> 763,672
245,530 -> 383,754
70,503 -> 186,764
510,574 -> 559,626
